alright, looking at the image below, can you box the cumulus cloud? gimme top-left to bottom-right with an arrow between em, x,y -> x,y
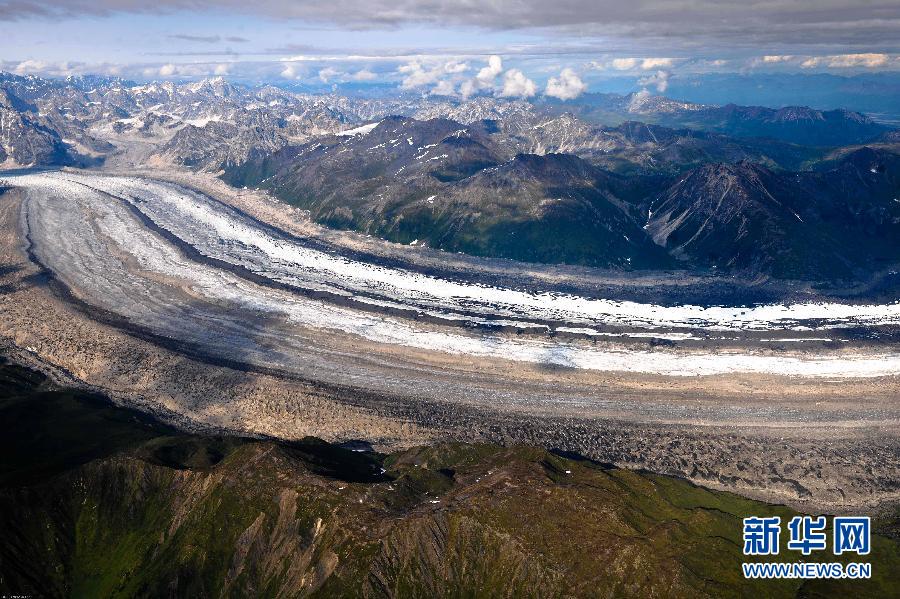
629,88 -> 651,105
476,55 -> 503,84
431,79 -> 456,96
544,67 -> 586,100
826,53 -> 889,67
640,57 -> 674,69
351,69 -> 376,81
6,59 -> 124,77
398,55 -> 503,99
611,58 -> 639,70
141,62 -> 228,78
443,60 -> 469,74
397,61 -> 433,88
458,55 -> 503,98
458,79 -> 477,99
500,68 -> 536,98
280,63 -> 302,79
398,59 -> 469,90
637,70 -> 670,92
395,55 -> 540,100
318,66 -> 341,82
13,59 -> 49,74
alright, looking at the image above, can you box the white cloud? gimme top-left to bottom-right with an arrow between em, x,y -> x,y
641,57 -> 674,70
763,55 -> 793,63
458,55 -> 504,98
476,55 -> 503,84
13,59 -> 49,75
351,69 -> 376,81
628,88 -> 652,110
801,53 -> 889,68
398,59 -> 469,90
141,62 -> 230,79
432,79 -> 456,96
443,60 -> 469,74
611,58 -> 639,70
318,66 -> 341,82
4,59 -> 124,78
459,79 -> 476,98
637,70 -> 670,92
280,63 -> 302,79
545,67 -> 586,100
827,53 -> 889,67
609,57 -> 674,71
398,61 -> 434,88
500,68 -> 536,98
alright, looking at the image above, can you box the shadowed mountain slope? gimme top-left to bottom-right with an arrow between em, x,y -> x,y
645,148 -> 900,279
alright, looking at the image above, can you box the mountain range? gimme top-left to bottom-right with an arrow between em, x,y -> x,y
0,73 -> 890,170
0,88 -> 73,168
228,116 -> 900,280
1,72 -> 898,282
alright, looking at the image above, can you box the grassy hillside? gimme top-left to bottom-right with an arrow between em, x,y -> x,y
0,357 -> 897,598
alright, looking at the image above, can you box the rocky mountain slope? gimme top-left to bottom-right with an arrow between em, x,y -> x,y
225,116 -> 674,268
228,115 -> 900,280
0,89 -> 72,167
1,357 -> 897,598
0,74 -> 356,171
645,147 -> 900,280
499,115 -> 821,174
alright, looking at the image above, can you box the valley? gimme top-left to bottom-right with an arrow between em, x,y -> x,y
1,72 -> 899,516
3,2 -> 900,597
2,168 -> 899,512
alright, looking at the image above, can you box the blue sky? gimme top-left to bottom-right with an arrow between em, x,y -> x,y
1,1 -> 899,99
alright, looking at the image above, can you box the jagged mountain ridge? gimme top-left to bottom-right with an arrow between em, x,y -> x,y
496,115 -> 821,174
229,116 -> 900,280
645,147 -> 900,279
0,72 -> 892,172
0,89 -> 73,167
226,116 -> 674,268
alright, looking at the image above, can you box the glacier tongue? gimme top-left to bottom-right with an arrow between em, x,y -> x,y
10,169 -> 900,379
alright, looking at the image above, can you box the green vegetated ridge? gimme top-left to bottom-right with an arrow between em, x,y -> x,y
0,356 -> 897,598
